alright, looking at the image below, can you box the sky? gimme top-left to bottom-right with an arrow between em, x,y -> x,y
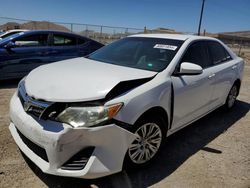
0,0 -> 249,33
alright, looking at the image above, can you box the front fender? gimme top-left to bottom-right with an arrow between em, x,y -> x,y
108,78 -> 172,126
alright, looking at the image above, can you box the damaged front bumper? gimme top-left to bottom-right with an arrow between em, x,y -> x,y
9,92 -> 136,179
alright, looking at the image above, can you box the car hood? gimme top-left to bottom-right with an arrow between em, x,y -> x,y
24,57 -> 157,102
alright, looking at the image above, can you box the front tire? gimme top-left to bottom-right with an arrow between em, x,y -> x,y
124,116 -> 166,169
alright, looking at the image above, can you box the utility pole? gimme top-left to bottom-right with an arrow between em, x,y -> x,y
198,0 -> 205,36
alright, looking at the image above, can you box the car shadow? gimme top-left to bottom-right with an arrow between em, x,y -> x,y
0,79 -> 20,89
22,100 -> 250,188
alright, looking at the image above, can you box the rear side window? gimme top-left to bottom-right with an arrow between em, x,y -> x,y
77,38 -> 86,45
14,34 -> 48,47
181,41 -> 211,68
207,41 -> 232,64
53,34 -> 76,46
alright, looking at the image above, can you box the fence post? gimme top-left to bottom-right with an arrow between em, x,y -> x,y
238,39 -> 243,56
100,26 -> 103,42
86,25 -> 88,37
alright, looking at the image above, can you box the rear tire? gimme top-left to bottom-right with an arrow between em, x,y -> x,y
123,115 -> 166,169
224,84 -> 239,110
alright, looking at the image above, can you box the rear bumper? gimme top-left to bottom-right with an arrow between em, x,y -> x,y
9,92 -> 136,179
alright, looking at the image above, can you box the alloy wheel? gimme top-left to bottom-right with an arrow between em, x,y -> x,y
128,123 -> 162,164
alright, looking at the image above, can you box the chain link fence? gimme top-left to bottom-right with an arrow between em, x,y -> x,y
0,16 -> 145,44
0,16 -> 249,58
0,17 -> 195,44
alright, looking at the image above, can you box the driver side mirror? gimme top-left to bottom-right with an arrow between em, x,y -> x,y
4,41 -> 17,49
178,62 -> 203,75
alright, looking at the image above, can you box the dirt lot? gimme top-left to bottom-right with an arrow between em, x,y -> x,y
0,51 -> 249,188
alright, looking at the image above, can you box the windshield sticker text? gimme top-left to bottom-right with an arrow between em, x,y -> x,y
153,44 -> 178,50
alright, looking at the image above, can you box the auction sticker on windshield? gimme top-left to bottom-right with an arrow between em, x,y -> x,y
154,44 -> 178,50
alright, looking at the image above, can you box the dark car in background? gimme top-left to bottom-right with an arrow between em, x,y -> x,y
0,30 -> 104,80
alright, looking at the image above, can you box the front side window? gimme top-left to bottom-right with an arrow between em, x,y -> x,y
88,37 -> 183,72
13,34 -> 48,47
53,34 -> 76,46
181,41 -> 211,68
207,41 -> 232,64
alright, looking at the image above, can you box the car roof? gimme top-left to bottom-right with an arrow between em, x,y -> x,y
21,30 -> 85,38
0,30 -> 103,45
129,33 -> 216,41
4,29 -> 29,33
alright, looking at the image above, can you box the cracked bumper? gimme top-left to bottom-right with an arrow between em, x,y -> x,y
9,92 -> 136,179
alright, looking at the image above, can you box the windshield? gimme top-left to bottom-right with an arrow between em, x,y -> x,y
88,37 -> 183,72
0,32 -> 25,44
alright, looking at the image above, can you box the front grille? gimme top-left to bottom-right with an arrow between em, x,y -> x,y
61,147 -> 94,170
16,128 -> 49,162
18,91 -> 25,105
18,81 -> 52,119
27,105 -> 45,117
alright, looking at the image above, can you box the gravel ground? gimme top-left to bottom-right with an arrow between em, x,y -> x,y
0,56 -> 249,188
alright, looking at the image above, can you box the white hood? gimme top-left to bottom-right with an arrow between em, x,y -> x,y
25,57 -> 156,102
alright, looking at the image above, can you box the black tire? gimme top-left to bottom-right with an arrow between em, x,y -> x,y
224,84 -> 239,110
123,115 -> 167,169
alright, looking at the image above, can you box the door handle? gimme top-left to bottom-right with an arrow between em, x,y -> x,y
37,52 -> 44,55
232,65 -> 237,70
37,51 -> 50,55
208,73 -> 215,79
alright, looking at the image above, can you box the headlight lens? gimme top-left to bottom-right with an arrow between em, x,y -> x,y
56,103 -> 123,128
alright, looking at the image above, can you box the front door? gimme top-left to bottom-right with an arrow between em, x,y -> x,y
0,33 -> 50,79
171,41 -> 215,131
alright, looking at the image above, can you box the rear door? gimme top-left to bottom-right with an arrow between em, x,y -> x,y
76,38 -> 104,56
49,33 -> 78,62
171,41 -> 215,130
0,33 -> 50,79
76,37 -> 91,56
206,41 -> 237,106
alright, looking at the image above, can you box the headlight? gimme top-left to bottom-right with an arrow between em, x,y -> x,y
56,103 -> 123,128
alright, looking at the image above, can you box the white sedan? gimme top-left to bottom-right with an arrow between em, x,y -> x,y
9,34 -> 244,179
